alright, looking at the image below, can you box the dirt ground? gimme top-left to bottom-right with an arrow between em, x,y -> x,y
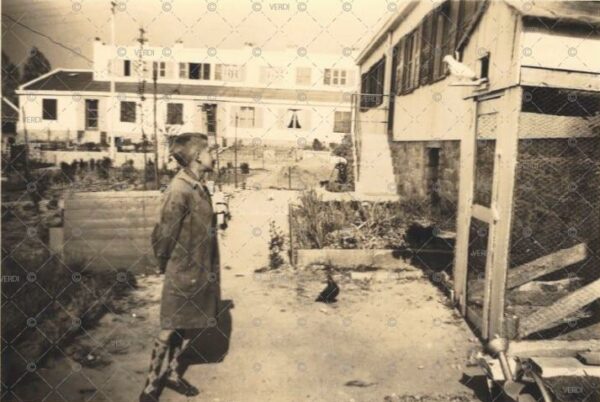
8,180 -> 482,402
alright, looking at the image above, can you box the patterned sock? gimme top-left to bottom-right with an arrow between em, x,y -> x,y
142,338 -> 169,395
166,338 -> 190,380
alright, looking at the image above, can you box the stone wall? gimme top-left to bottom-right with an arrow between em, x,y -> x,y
389,140 -> 460,228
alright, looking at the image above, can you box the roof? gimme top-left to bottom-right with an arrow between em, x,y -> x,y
19,70 -> 350,104
505,0 -> 600,26
2,97 -> 19,121
357,0 -> 599,66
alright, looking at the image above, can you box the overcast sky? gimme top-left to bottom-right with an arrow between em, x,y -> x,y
2,0 -> 403,71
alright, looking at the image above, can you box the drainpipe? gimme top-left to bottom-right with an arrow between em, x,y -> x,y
108,2 -> 117,160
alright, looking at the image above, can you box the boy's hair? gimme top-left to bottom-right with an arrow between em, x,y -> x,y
169,133 -> 209,167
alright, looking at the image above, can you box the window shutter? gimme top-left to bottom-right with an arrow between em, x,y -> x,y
254,107 -> 263,128
395,38 -> 405,95
277,108 -> 286,129
215,64 -> 222,80
420,12 -> 434,85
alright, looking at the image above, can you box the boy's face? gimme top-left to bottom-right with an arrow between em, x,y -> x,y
194,145 -> 214,173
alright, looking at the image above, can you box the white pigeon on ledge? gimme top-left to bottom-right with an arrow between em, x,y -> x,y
443,55 -> 487,86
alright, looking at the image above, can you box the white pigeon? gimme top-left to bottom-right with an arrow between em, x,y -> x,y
443,55 -> 478,80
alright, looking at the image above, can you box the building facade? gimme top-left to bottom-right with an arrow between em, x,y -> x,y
16,42 -> 357,156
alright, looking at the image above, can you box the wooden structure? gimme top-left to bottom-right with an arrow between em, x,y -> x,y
447,1 -> 600,379
63,191 -> 161,273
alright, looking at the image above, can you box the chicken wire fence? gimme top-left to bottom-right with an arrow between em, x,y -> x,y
467,87 -> 600,339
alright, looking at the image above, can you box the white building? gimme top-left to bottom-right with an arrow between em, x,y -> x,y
16,41 -> 358,155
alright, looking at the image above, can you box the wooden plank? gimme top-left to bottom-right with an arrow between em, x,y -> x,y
470,243 -> 587,295
529,357 -> 600,378
486,87 -> 522,339
509,340 -> 600,358
472,204 -> 493,224
64,218 -> 157,231
519,278 -> 600,338
520,66 -> 600,92
65,190 -> 161,199
454,98 -> 479,314
63,228 -> 154,241
65,205 -> 160,220
65,198 -> 161,211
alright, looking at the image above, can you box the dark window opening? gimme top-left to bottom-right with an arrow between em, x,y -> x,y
124,60 -> 131,76
203,104 -> 217,134
167,103 -> 184,125
427,147 -> 441,208
42,99 -> 57,120
120,101 -> 136,123
480,54 -> 489,80
333,111 -> 352,133
85,99 -> 99,130
189,63 -> 210,80
360,57 -> 385,109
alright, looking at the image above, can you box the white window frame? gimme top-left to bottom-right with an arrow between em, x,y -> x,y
238,106 -> 255,128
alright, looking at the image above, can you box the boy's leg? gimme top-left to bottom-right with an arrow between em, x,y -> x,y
163,330 -> 199,396
139,330 -> 174,401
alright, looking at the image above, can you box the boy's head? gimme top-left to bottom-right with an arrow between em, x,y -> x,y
169,133 -> 213,175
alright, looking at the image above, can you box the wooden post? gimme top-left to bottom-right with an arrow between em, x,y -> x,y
485,86 -> 522,339
288,166 -> 292,190
453,99 -> 478,313
152,69 -> 159,189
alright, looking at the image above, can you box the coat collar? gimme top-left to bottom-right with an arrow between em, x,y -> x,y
177,168 -> 207,192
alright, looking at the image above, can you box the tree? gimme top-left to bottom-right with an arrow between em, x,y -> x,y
2,52 -> 21,105
22,47 -> 51,84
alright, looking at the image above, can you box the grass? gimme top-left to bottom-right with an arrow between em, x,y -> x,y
290,190 -> 435,250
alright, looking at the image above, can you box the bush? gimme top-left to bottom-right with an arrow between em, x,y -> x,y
312,138 -> 324,151
268,221 -> 285,269
240,162 -> 250,174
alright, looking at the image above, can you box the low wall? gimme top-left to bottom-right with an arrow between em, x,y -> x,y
63,190 -> 161,273
38,150 -> 164,169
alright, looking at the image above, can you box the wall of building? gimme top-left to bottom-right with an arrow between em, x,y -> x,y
17,91 -> 350,147
389,140 -> 460,227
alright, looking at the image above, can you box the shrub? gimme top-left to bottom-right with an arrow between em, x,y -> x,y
312,138 -> 324,151
240,162 -> 250,174
268,221 -> 286,269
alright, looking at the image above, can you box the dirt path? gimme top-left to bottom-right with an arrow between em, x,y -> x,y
12,187 -> 480,402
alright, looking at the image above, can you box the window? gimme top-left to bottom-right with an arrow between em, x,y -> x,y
215,64 -> 244,81
42,99 -> 57,120
203,104 -> 217,134
260,66 -> 286,84
189,63 -> 210,80
120,101 -> 136,123
401,29 -> 420,93
287,109 -> 302,129
238,106 -> 255,128
124,60 -> 131,77
85,99 -> 99,130
153,61 -> 166,78
333,111 -> 351,133
167,103 -> 184,125
179,62 -> 187,78
324,68 -> 348,86
296,67 -> 312,85
479,54 -> 490,80
360,57 -> 385,108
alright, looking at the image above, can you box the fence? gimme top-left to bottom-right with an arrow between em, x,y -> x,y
461,86 -> 600,341
63,191 -> 161,273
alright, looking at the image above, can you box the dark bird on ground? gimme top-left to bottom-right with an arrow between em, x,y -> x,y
316,274 -> 339,303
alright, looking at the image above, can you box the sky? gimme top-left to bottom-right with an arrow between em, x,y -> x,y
2,0 -> 403,72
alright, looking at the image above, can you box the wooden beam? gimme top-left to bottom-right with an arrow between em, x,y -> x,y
520,66 -> 600,92
508,340 -> 600,358
472,204 -> 493,224
470,243 -> 587,295
519,278 -> 600,338
453,100 -> 478,314
485,87 -> 522,339
528,357 -> 600,378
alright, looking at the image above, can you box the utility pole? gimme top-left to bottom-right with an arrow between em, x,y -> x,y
234,113 -> 238,189
108,1 -> 117,160
20,106 -> 30,180
152,69 -> 159,189
137,27 -> 148,190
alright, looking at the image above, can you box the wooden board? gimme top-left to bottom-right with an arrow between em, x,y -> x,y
469,243 -> 587,295
529,357 -> 600,378
519,278 -> 600,338
509,340 -> 600,358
